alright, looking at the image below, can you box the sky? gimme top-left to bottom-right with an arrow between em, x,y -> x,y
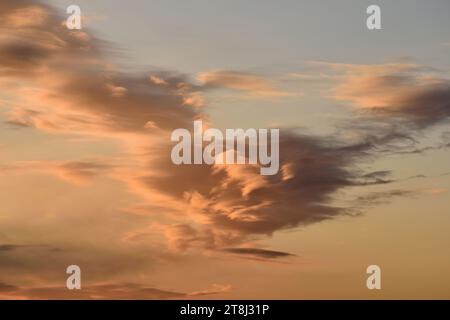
0,0 -> 449,299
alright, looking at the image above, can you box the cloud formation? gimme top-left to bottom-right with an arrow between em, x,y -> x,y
0,282 -> 227,299
223,247 -> 295,260
1,0 -> 449,299
0,0 -> 421,255
333,63 -> 450,129
198,70 -> 296,97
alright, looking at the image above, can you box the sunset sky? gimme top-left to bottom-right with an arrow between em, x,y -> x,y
1,0 -> 450,299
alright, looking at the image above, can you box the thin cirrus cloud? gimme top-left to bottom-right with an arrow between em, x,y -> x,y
0,160 -> 114,185
1,0 -> 449,299
0,282 -> 227,300
198,70 -> 299,97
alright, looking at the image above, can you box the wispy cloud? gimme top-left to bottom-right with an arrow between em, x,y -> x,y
198,70 -> 300,98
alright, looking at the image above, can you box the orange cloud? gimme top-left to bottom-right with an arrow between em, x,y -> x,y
198,70 -> 297,97
2,0 -> 448,299
331,62 -> 450,129
0,282 -> 231,299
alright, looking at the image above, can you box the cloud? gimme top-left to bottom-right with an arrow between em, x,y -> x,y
189,284 -> 232,297
56,161 -> 113,185
0,282 -> 18,293
198,70 -> 296,97
0,244 -> 55,252
164,224 -> 215,251
0,1 -> 420,249
1,4 -> 196,135
0,282 -> 186,300
135,131 -> 392,243
1,1 -> 447,299
0,244 -> 23,252
333,62 -> 450,129
0,41 -> 51,70
223,247 -> 295,259
0,3 -> 49,28
0,281 -> 233,299
0,160 -> 114,185
354,190 -> 417,207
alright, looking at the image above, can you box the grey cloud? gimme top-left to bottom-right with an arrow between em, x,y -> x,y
223,248 -> 295,259
0,244 -> 22,252
355,190 -> 417,207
